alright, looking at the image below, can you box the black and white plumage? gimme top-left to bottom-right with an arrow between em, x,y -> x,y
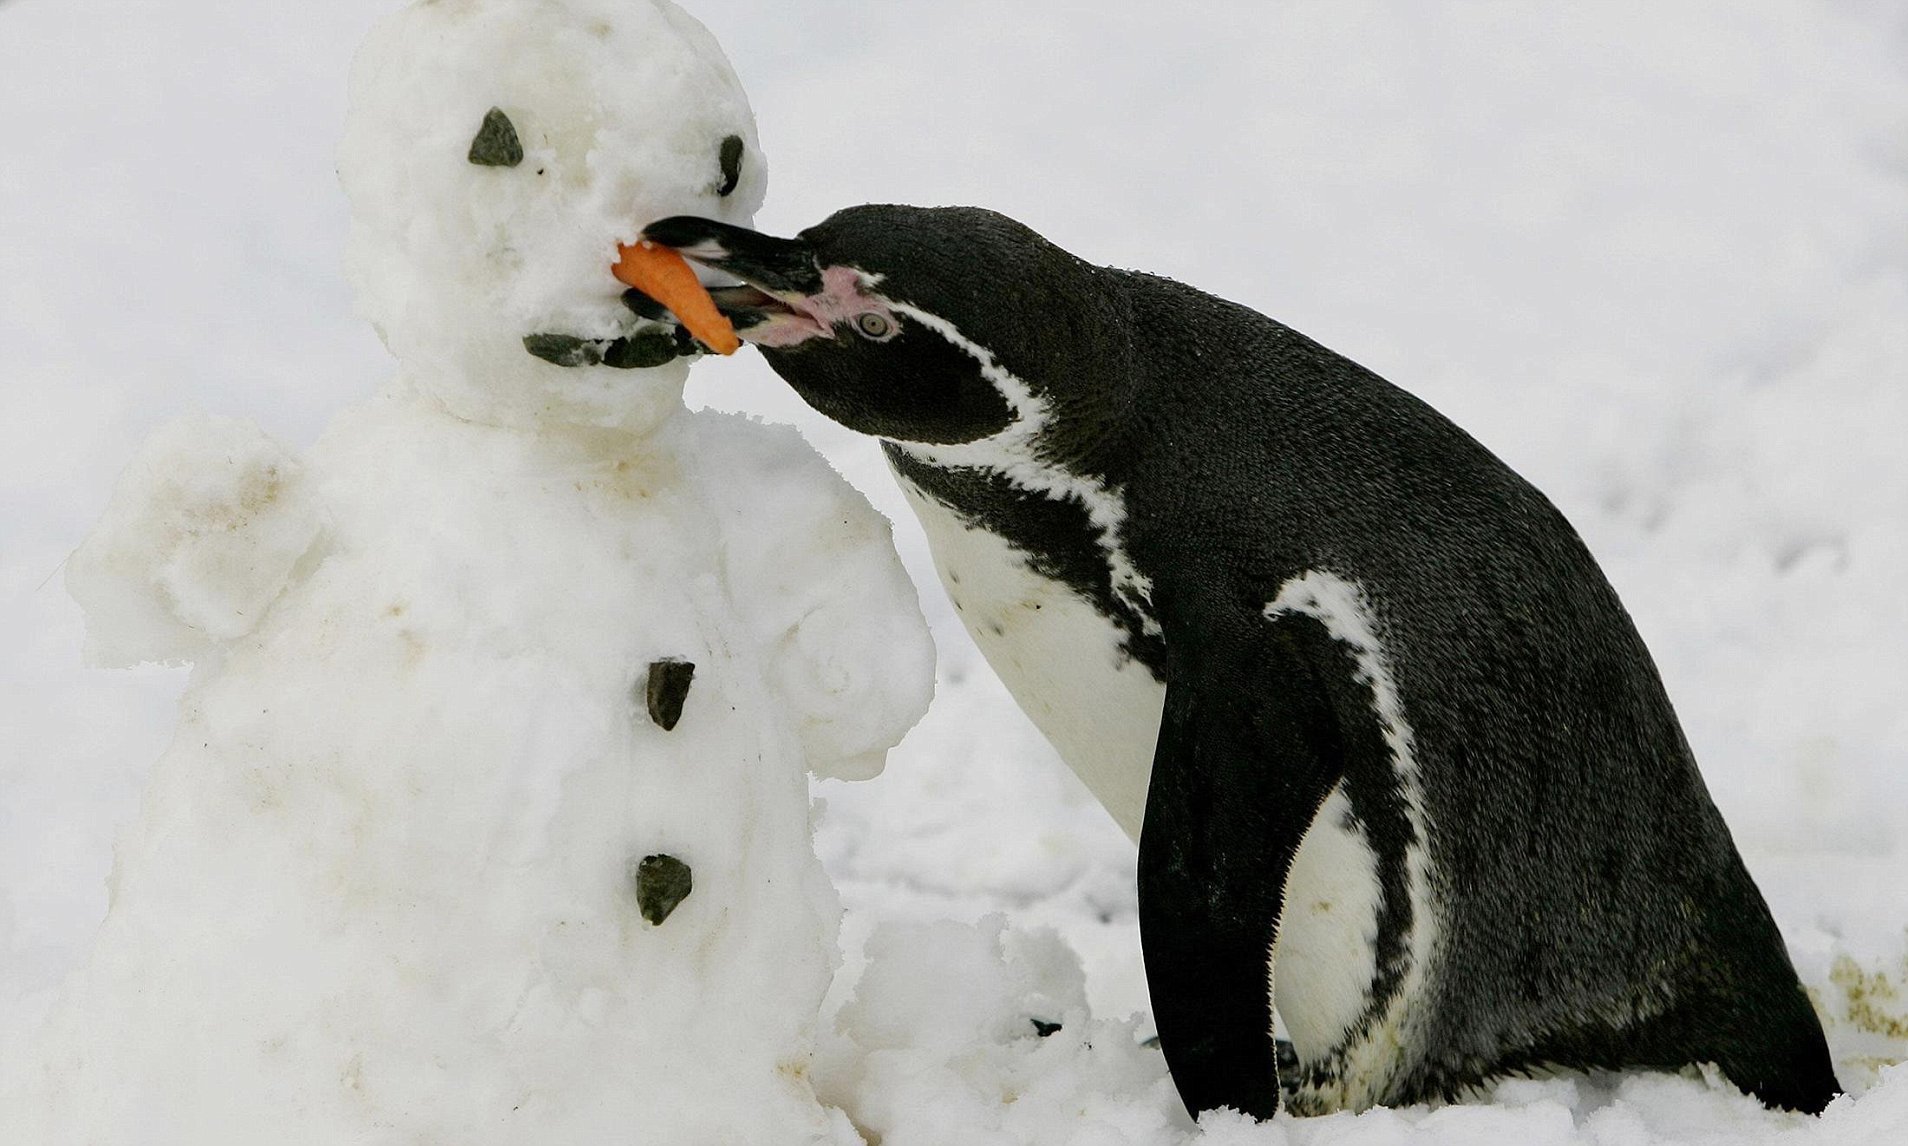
642,206 -> 1840,1119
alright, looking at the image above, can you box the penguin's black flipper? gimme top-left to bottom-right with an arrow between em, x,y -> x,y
1138,613 -> 1361,1120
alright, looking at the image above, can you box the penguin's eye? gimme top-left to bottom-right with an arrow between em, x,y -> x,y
855,312 -> 897,341
469,107 -> 524,168
715,134 -> 744,197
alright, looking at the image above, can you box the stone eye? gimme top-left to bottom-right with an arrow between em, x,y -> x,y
715,134 -> 744,196
469,107 -> 524,168
855,312 -> 895,340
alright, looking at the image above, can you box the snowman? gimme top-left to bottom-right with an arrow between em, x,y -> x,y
4,1 -> 933,1142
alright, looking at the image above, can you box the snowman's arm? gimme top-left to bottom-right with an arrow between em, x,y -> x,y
700,417 -> 934,780
759,507 -> 935,780
67,414 -> 325,667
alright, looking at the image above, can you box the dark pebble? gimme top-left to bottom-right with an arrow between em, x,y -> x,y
633,854 -> 693,925
522,333 -> 603,368
672,324 -> 704,355
620,287 -> 673,322
716,134 -> 744,196
469,107 -> 525,168
644,658 -> 696,731
603,331 -> 680,370
1031,1018 -> 1063,1038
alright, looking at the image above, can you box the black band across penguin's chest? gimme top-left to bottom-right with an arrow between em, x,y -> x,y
886,444 -> 1166,675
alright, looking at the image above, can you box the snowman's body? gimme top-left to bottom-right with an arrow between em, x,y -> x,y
7,2 -> 933,1142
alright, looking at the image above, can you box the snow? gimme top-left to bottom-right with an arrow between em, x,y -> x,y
2,2 -> 932,1141
66,414 -> 323,666
4,0 -> 1906,1143
336,0 -> 764,433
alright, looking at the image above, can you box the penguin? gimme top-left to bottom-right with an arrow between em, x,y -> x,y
636,206 -> 1842,1120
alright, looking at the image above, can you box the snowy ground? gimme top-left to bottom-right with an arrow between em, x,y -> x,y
4,1 -> 1906,1142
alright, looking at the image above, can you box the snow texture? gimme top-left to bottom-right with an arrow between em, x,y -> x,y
338,0 -> 765,434
2,2 -> 933,1142
66,414 -> 323,666
3,1 -> 1907,1143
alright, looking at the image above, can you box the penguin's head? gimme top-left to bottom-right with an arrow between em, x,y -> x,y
642,206 -> 1128,449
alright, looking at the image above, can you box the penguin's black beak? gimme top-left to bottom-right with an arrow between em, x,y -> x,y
640,216 -> 832,347
642,216 -> 822,295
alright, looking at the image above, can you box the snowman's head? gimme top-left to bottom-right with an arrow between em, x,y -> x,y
338,0 -> 763,433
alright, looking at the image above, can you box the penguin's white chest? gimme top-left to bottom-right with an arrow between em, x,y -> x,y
897,476 -> 1397,1074
898,480 -> 1164,838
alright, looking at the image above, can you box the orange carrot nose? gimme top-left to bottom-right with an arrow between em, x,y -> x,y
612,239 -> 741,356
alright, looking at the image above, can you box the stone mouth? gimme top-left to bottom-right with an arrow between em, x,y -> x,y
521,327 -> 693,370
521,285 -> 704,369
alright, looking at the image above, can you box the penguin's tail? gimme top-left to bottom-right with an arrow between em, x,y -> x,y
1717,1002 -> 1841,1115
